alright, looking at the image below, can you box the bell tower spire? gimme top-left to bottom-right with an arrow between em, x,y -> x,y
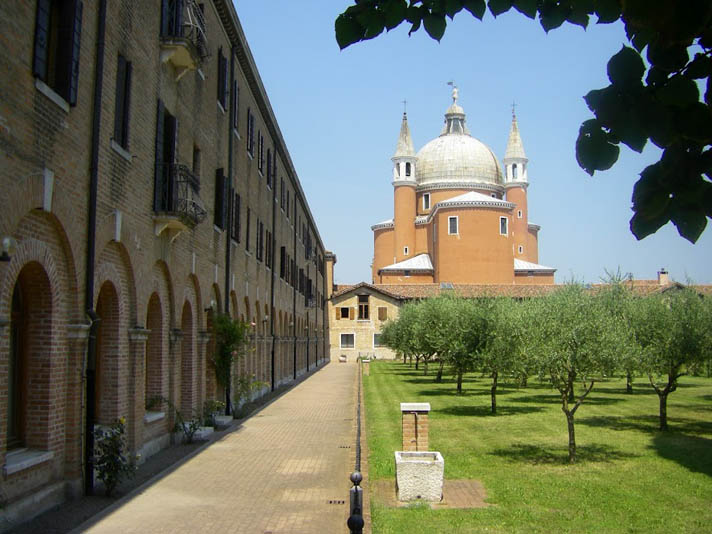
503,107 -> 533,262
391,110 -> 417,263
504,107 -> 528,183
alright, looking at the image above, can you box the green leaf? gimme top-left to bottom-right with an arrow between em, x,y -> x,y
676,103 -> 712,144
707,76 -> 712,106
539,2 -> 569,32
512,0 -> 537,19
670,202 -> 707,243
335,15 -> 365,49
686,53 -> 712,79
364,11 -> 386,39
463,0 -> 486,19
635,94 -> 675,148
593,0 -> 621,23
656,76 -> 700,108
576,120 -> 620,175
647,43 -> 689,73
488,0 -> 513,18
423,13 -> 447,40
630,210 -> 670,240
566,6 -> 590,29
630,164 -> 672,239
607,46 -> 645,89
384,0 -> 409,30
445,0 -> 463,19
630,28 -> 655,53
645,66 -> 668,87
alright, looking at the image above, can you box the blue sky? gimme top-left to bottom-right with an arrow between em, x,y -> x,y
236,1 -> 711,285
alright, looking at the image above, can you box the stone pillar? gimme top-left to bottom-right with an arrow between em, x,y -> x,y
65,323 -> 91,482
401,402 -> 430,451
169,328 -> 183,427
197,330 -> 210,409
128,327 -> 150,454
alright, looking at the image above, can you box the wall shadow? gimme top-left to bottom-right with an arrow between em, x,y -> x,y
489,443 -> 638,465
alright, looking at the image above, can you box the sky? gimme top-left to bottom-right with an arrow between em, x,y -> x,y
235,1 -> 711,285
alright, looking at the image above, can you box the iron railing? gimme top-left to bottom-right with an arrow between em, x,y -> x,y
162,0 -> 210,62
156,163 -> 207,226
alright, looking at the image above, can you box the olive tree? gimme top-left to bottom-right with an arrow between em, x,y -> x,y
630,288 -> 712,430
532,285 -> 630,463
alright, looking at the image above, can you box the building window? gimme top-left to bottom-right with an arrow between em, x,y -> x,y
280,178 -> 285,209
518,245 -> 523,254
358,295 -> 369,320
214,168 -> 228,230
113,54 -> 132,149
153,100 -> 177,213
403,246 -> 409,256
245,207 -> 251,251
405,162 -> 411,176
231,192 -> 241,242
373,333 -> 383,348
512,164 -> 518,179
217,47 -> 227,109
378,307 -> 387,321
246,108 -> 254,156
33,0 -> 83,106
231,79 -> 239,130
340,333 -> 355,349
280,246 -> 286,278
518,210 -> 522,218
423,193 -> 430,210
500,216 -> 508,236
192,145 -> 201,179
448,216 -> 458,235
404,270 -> 411,277
340,307 -> 350,319
491,193 -> 496,198
257,131 -> 264,174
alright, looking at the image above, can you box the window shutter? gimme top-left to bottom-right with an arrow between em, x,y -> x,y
335,309 -> 340,321
214,169 -> 225,229
160,0 -> 170,36
67,0 -> 83,106
33,0 -> 51,80
349,307 -> 354,320
114,56 -> 127,142
217,48 -> 225,106
232,80 -> 238,129
153,100 -> 165,212
222,174 -> 229,229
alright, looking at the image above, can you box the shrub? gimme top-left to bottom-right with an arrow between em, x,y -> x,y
94,418 -> 136,496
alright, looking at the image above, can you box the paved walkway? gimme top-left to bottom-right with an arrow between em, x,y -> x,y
75,362 -> 358,534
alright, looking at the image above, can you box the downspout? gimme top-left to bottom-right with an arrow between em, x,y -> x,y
306,261 -> 309,372
224,46 -> 235,416
269,152 -> 277,391
84,0 -> 108,496
292,197 -> 297,381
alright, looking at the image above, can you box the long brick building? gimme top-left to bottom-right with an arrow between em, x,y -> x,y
0,1 -> 328,526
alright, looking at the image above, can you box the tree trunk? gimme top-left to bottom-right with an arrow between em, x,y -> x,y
423,358 -> 428,376
456,371 -> 463,394
435,361 -> 444,383
626,371 -> 633,394
658,391 -> 668,431
403,353 -> 406,365
519,374 -> 528,388
565,409 -> 576,463
491,370 -> 498,414
415,356 -> 419,370
568,384 -> 575,403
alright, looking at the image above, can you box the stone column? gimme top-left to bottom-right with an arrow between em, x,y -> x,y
128,327 -> 150,454
197,330 -> 210,409
401,403 -> 431,452
168,329 -> 183,428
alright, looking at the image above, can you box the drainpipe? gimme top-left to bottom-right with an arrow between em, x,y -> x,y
84,0 -> 107,496
223,46 -> 235,416
292,197 -> 297,381
269,154 -> 277,391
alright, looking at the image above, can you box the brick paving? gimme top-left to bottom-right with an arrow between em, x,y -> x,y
74,362 -> 358,534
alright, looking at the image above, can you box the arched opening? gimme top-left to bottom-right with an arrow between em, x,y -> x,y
146,293 -> 163,407
7,262 -> 52,450
512,164 -> 518,179
96,281 -> 120,424
181,301 -> 195,415
405,162 -> 411,177
205,307 -> 216,402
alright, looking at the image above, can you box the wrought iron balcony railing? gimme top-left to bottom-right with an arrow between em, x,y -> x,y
155,163 -> 207,227
160,0 -> 210,77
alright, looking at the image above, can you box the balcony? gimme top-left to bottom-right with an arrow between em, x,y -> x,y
160,0 -> 209,80
154,163 -> 207,242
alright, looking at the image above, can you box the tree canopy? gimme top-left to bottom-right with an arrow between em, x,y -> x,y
335,0 -> 712,243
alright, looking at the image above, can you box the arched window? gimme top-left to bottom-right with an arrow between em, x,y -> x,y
405,162 -> 411,177
512,164 -> 518,179
8,282 -> 25,449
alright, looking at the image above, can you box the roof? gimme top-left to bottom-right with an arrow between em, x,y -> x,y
438,190 -> 515,209
331,282 -> 712,301
514,258 -> 556,273
379,254 -> 434,272
370,218 -> 394,231
393,113 -> 416,158
504,113 -> 527,161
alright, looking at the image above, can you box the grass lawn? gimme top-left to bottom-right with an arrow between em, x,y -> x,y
364,361 -> 712,534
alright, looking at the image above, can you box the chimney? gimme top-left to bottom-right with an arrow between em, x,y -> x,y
325,251 -> 337,298
657,268 -> 669,286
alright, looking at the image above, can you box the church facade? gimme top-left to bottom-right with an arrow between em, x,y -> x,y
371,90 -> 555,285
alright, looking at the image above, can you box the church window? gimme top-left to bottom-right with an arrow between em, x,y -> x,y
358,295 -> 369,320
518,210 -> 522,218
340,333 -> 355,348
423,193 -> 430,210
512,164 -> 518,179
448,216 -> 458,235
405,162 -> 411,177
500,216 -> 508,236
403,246 -> 409,256
518,245 -> 524,254
340,307 -> 350,319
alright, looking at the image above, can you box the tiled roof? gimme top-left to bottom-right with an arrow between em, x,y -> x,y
514,258 -> 556,272
379,254 -> 433,272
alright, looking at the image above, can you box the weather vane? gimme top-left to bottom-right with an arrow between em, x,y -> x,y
402,99 -> 407,114
447,80 -> 458,104
512,100 -> 517,118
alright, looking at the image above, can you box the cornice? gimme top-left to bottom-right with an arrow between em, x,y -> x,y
371,221 -> 395,231
504,181 -> 529,189
392,180 -> 418,188
416,181 -> 505,194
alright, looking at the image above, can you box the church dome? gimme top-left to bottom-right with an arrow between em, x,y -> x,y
415,91 -> 503,187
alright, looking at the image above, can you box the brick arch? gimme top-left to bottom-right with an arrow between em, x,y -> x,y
180,299 -> 197,415
210,284 -> 221,315
95,240 -> 137,326
95,280 -> 121,424
230,291 -> 239,320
